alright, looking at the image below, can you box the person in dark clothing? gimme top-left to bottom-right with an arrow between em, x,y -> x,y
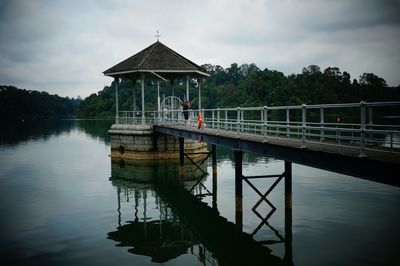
183,100 -> 190,125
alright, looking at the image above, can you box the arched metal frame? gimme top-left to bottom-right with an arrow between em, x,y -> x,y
160,96 -> 183,121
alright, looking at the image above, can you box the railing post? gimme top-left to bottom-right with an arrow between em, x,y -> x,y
320,107 -> 325,141
390,132 -> 393,151
237,107 -> 241,137
263,106 -> 268,142
202,108 -> 205,131
368,106 -> 373,141
286,108 -> 290,138
359,101 -> 367,157
212,110 -> 215,129
241,109 -> 244,132
301,104 -> 307,148
217,108 -> 221,133
225,110 -> 228,130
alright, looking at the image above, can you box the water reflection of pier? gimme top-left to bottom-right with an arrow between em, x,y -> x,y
108,179 -> 211,263
108,158 -> 293,265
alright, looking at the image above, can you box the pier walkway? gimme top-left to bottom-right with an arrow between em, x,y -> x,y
116,101 -> 400,187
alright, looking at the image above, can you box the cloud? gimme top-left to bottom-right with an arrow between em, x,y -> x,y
0,0 -> 399,98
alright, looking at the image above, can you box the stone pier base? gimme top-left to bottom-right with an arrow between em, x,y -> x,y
108,124 -> 208,160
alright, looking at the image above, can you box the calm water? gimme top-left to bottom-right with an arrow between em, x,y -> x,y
0,120 -> 399,266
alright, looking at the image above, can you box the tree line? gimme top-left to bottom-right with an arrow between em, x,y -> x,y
1,64 -> 399,121
0,86 -> 80,121
76,63 -> 400,118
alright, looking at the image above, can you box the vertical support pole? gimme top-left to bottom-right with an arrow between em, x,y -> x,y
198,78 -> 202,110
263,106 -> 268,142
301,104 -> 307,148
156,82 -> 160,124
212,144 -> 217,209
286,108 -> 290,138
217,108 -> 220,133
115,78 -> 119,124
186,76 -> 190,101
261,108 -> 264,124
320,107 -> 325,141
368,106 -> 373,141
359,101 -> 367,157
211,110 -> 214,129
234,150 -> 243,231
179,137 -> 184,178
241,110 -> 244,132
284,160 -> 293,265
132,80 -> 136,124
368,106 -> 373,125
141,76 -> 145,124
225,110 -> 228,130
170,79 -> 174,119
236,107 -> 241,137
284,161 -> 292,210
132,79 -> 136,112
201,108 -> 205,132
157,82 -> 160,112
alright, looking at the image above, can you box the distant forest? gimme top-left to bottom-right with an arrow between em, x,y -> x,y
1,64 -> 399,120
77,64 -> 400,118
0,86 -> 80,121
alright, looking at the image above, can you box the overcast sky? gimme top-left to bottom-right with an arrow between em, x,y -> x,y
0,0 -> 399,98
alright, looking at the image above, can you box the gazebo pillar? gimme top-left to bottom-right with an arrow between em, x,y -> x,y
157,81 -> 161,112
186,76 -> 190,101
115,77 -> 119,123
198,78 -> 202,110
141,75 -> 145,124
132,80 -> 136,114
170,80 -> 175,111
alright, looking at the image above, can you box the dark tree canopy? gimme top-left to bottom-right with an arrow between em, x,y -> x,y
4,64 -> 398,120
76,64 -> 400,118
0,86 -> 80,121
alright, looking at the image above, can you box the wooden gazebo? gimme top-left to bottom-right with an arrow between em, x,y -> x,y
103,40 -> 209,120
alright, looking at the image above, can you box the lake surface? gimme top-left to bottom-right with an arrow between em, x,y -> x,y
0,120 -> 399,266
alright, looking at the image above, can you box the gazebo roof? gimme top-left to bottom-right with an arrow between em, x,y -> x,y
103,41 -> 209,80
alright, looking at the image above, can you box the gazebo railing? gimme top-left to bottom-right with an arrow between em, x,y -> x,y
115,101 -> 400,157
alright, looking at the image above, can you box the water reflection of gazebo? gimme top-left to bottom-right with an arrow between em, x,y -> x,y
107,178 -> 215,264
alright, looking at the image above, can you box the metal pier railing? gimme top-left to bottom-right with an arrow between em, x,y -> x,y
115,101 -> 400,157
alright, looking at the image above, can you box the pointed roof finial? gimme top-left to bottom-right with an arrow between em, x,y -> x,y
155,30 -> 161,42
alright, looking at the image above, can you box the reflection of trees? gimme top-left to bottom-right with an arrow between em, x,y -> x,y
76,120 -> 113,143
0,120 -> 75,146
0,119 -> 114,146
211,144 -> 275,164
